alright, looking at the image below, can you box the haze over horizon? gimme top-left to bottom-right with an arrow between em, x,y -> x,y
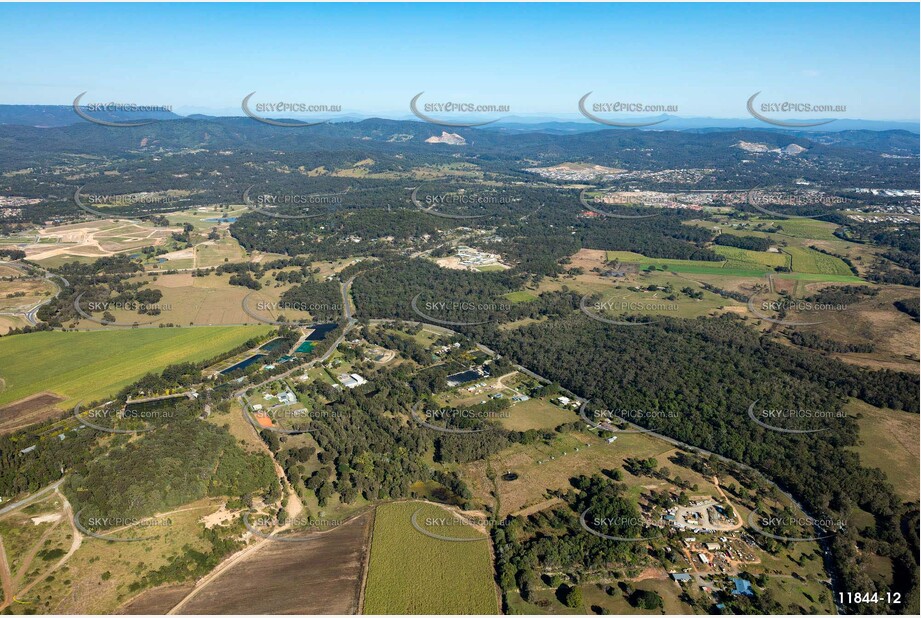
0,2 -> 918,121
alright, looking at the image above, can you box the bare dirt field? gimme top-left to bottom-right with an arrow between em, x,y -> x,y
25,221 -> 176,263
118,585 -> 195,614
0,392 -> 65,434
175,511 -> 372,614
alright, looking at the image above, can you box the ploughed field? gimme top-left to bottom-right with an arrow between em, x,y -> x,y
176,511 -> 372,614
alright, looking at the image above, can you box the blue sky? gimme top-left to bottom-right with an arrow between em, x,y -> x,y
0,2 -> 918,120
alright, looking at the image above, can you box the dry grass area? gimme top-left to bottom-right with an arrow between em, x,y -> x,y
0,315 -> 27,335
794,285 -> 919,373
460,431 -> 674,516
25,220 -> 176,263
848,399 -> 920,501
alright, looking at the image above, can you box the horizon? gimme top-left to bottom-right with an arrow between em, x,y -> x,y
0,2 -> 918,122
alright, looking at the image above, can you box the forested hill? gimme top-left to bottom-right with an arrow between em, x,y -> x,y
0,114 -> 917,181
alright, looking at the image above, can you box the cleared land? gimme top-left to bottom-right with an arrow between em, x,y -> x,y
176,511 -> 372,614
848,399 -> 920,501
712,245 -> 788,270
0,393 -> 65,435
783,247 -> 854,276
9,499 -> 218,614
0,326 -> 270,408
499,398 -> 576,431
363,502 -> 498,614
608,249 -> 859,281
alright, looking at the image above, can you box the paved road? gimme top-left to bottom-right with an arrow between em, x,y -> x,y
0,480 -> 64,517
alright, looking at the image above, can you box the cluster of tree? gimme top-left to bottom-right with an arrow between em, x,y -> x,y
64,416 -> 277,522
787,330 -> 874,354
698,281 -> 750,303
493,474 -> 650,609
894,298 -> 919,321
35,255 -> 152,326
361,324 -> 432,365
0,248 -> 26,260
278,277 -> 342,322
714,233 -> 773,252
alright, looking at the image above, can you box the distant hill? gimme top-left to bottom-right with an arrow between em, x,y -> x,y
0,116 -> 916,175
0,104 -> 182,127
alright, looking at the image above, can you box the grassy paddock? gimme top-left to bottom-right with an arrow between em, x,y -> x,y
0,326 -> 270,407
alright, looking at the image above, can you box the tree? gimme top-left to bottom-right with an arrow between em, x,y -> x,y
630,589 -> 663,610
562,585 -> 583,609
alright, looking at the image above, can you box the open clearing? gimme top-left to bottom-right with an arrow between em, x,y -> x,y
363,502 -> 498,614
176,511 -> 372,614
499,398 -> 576,431
848,399 -> 920,501
0,393 -> 65,435
606,250 -> 861,282
23,220 -> 177,263
0,326 -> 269,408
462,432 -> 674,517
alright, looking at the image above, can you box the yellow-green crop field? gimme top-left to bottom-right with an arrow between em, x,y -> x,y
362,502 -> 498,614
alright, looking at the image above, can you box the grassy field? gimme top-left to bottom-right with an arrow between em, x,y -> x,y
607,250 -> 861,282
847,399 -> 920,501
0,326 -> 270,407
784,247 -> 854,276
712,245 -> 789,270
194,237 -> 246,268
363,502 -> 498,614
499,398 -> 575,431
504,290 -> 539,303
461,431 -> 674,516
753,218 -> 841,242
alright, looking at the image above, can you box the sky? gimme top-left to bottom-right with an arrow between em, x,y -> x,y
0,2 -> 918,120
